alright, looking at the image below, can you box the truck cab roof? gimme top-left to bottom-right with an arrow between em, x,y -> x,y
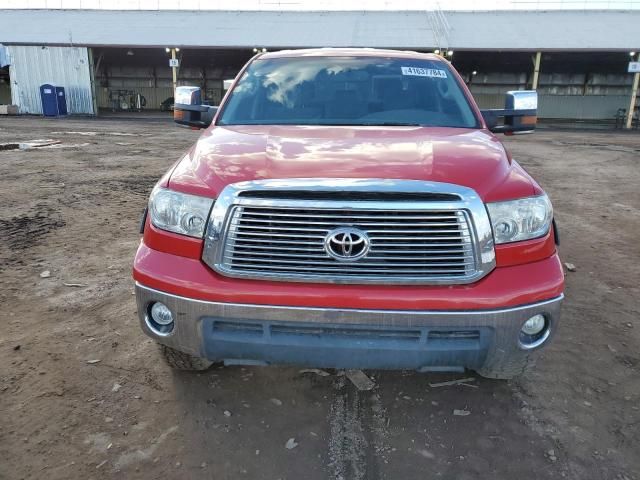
259,47 -> 443,61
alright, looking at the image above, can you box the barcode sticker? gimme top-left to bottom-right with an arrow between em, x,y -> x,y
401,67 -> 447,78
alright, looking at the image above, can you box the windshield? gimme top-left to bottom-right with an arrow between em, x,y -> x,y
218,56 -> 479,128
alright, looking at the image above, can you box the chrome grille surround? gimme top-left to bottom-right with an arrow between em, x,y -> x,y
203,179 -> 496,285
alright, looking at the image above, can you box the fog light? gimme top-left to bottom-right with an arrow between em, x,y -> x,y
150,302 -> 173,326
521,314 -> 545,335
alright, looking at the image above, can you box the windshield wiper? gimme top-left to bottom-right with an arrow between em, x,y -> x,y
361,122 -> 423,127
322,122 -> 423,127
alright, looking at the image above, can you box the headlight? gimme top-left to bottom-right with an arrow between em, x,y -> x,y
486,194 -> 553,244
149,186 -> 214,238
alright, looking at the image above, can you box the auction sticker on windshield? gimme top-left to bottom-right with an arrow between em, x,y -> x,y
401,67 -> 448,78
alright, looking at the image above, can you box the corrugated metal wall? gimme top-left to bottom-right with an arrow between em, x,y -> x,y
468,71 -> 635,120
96,86 -> 170,110
468,93 -> 506,110
94,64 -> 232,110
7,45 -> 94,115
472,92 -> 629,120
538,95 -> 629,120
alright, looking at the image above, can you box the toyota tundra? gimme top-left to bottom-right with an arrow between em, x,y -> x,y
133,48 -> 564,379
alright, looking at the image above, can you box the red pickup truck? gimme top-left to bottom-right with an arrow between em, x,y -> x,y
133,48 -> 563,379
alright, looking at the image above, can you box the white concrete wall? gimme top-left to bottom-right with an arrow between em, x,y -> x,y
0,9 -> 638,51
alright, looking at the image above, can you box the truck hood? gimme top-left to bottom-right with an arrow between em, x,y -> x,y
169,125 -> 537,202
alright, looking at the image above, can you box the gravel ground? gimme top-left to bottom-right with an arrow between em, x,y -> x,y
0,116 -> 638,480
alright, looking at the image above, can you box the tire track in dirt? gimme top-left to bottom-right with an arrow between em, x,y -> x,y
327,373 -> 390,480
0,207 -> 66,272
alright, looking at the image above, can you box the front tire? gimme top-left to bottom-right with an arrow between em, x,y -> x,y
476,351 -> 533,380
159,344 -> 213,371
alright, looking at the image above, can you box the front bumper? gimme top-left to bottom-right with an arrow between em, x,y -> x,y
136,283 -> 563,371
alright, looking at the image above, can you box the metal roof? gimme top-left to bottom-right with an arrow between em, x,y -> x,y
0,9 -> 638,51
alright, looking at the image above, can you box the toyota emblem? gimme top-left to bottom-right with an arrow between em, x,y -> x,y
324,227 -> 370,262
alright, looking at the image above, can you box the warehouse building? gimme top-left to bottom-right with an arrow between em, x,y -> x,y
0,8 -> 638,124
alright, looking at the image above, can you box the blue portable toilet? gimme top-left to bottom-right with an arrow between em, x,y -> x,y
55,87 -> 68,116
40,84 -> 58,116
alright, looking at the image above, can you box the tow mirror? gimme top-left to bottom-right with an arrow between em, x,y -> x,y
174,86 -> 218,129
481,90 -> 538,135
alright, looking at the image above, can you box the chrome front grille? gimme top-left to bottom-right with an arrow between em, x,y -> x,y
223,206 -> 475,279
202,179 -> 496,285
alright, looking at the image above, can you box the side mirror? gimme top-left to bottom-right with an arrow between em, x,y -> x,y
223,79 -> 234,91
174,86 -> 218,129
481,90 -> 538,135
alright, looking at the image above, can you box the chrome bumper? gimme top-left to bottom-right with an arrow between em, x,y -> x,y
135,283 -> 563,371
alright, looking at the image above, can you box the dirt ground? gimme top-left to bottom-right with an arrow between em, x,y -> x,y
1,116 -> 638,480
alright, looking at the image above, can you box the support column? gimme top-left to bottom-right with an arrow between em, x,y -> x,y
531,51 -> 542,90
626,53 -> 639,129
87,48 -> 98,116
171,48 -> 178,95
202,66 -> 207,99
